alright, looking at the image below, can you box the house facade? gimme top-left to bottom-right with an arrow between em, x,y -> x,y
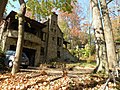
115,42 -> 120,66
0,11 -> 64,66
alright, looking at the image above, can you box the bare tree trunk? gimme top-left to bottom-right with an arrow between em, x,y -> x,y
0,0 -> 8,22
0,0 -> 8,50
101,0 -> 117,69
0,20 -> 7,42
11,0 -> 26,75
1,19 -> 10,51
91,0 -> 108,73
2,29 -> 9,51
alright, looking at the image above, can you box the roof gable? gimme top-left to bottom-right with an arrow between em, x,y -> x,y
6,11 -> 46,29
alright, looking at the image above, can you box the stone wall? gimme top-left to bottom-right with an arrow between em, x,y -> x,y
2,30 -> 41,66
47,13 -> 63,61
40,21 -> 49,63
62,48 -> 78,62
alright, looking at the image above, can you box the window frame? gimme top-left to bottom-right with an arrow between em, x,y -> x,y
40,47 -> 45,55
57,37 -> 62,46
57,51 -> 60,58
41,32 -> 46,41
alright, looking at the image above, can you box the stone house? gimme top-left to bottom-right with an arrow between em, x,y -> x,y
0,11 -> 64,66
115,42 -> 120,66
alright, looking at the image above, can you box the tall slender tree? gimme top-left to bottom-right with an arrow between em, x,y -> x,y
100,0 -> 117,69
91,0 -> 117,71
11,0 -> 26,75
0,0 -> 8,22
0,0 -> 8,41
91,0 -> 108,73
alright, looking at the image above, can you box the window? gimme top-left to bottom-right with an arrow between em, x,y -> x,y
9,21 -> 18,30
51,29 -> 56,33
52,37 -> 55,41
57,51 -> 60,58
53,21 -> 56,25
30,27 -> 37,35
41,32 -> 46,41
57,37 -> 62,46
51,28 -> 53,32
40,47 -> 44,55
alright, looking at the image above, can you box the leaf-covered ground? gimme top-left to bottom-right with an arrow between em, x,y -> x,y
0,67 -> 120,90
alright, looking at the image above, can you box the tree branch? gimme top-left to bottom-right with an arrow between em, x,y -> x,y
107,0 -> 113,5
19,0 -> 25,5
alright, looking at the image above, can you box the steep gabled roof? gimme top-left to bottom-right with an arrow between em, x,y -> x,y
57,24 -> 63,34
6,11 -> 46,29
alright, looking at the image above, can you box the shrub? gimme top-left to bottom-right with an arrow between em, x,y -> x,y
87,55 -> 95,63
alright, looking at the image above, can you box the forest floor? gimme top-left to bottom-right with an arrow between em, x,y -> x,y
0,65 -> 120,90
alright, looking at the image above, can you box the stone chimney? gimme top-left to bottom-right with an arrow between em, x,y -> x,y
49,12 -> 58,24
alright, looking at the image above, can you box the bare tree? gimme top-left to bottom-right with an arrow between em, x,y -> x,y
0,0 -> 8,45
0,0 -> 8,22
100,0 -> 117,69
11,0 -> 26,75
91,0 -> 108,73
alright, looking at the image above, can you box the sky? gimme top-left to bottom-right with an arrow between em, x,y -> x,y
6,0 -> 21,14
6,0 -> 89,15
